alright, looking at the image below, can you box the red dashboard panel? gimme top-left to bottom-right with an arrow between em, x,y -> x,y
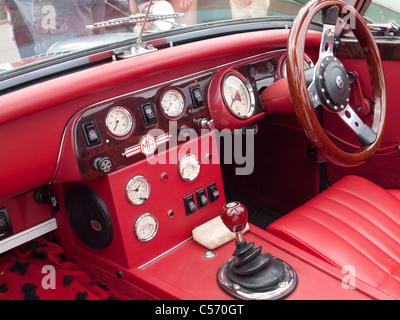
62,132 -> 226,269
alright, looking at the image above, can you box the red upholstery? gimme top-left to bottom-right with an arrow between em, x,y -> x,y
267,175 -> 400,299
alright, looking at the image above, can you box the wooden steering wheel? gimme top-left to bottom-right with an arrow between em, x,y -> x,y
286,0 -> 387,166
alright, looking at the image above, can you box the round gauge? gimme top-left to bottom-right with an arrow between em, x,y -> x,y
105,106 -> 133,137
222,75 -> 255,119
134,213 -> 158,242
280,54 -> 314,78
126,175 -> 151,206
160,89 -> 185,119
178,153 -> 200,182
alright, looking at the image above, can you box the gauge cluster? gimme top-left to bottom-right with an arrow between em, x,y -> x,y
73,50 -> 299,181
75,73 -> 213,180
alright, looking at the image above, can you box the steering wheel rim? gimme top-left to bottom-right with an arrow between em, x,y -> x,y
286,0 -> 387,166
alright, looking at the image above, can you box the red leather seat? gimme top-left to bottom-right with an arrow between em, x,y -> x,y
267,175 -> 400,298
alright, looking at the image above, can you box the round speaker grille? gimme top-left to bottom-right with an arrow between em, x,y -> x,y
65,185 -> 113,249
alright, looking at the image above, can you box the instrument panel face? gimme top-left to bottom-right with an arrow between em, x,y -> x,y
75,73 -> 213,180
73,50 -> 296,180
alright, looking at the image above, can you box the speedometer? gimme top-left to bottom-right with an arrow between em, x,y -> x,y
222,75 -> 255,119
160,89 -> 185,119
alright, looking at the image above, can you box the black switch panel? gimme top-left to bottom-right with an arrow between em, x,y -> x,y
195,188 -> 208,209
81,120 -> 101,147
190,86 -> 204,109
183,194 -> 196,216
140,102 -> 157,127
0,208 -> 12,240
207,183 -> 220,203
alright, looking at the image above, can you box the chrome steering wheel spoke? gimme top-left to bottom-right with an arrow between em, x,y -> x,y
307,80 -> 322,109
338,104 -> 377,146
319,23 -> 336,58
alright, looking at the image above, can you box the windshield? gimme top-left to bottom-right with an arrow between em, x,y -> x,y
0,0 -> 359,75
364,0 -> 400,25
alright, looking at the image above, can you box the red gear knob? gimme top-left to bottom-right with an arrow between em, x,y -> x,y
221,201 -> 248,233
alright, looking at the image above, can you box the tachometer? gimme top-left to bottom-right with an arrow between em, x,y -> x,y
222,75 -> 255,119
105,106 -> 134,137
160,89 -> 185,119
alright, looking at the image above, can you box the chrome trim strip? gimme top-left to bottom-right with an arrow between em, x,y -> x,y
0,218 -> 57,254
138,236 -> 193,269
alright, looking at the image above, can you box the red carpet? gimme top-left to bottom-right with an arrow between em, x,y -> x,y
0,237 -> 129,300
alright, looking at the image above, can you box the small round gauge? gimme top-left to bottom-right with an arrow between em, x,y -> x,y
178,153 -> 200,182
134,213 -> 158,242
222,75 -> 255,119
160,89 -> 185,119
105,106 -> 133,137
126,175 -> 151,206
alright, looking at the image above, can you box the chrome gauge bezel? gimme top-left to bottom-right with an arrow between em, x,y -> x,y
222,73 -> 255,119
134,213 -> 158,242
126,175 -> 151,206
279,53 -> 314,78
160,89 -> 186,119
178,153 -> 200,182
105,106 -> 134,138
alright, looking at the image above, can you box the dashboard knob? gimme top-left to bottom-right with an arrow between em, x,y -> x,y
220,201 -> 248,234
194,118 -> 215,130
94,157 -> 113,173
207,120 -> 216,130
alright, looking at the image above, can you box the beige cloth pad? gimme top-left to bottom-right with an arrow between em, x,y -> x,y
192,216 -> 249,250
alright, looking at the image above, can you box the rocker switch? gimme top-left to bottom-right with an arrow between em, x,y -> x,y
81,120 -> 101,147
196,188 -> 208,209
184,194 -> 196,216
190,86 -> 204,109
140,103 -> 157,127
207,183 -> 220,203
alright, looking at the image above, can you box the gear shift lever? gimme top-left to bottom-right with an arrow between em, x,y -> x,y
217,201 -> 298,300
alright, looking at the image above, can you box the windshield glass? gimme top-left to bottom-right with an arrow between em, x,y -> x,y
0,0 -> 327,74
364,0 -> 400,25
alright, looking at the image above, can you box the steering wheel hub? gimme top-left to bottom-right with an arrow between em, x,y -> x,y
315,56 -> 350,112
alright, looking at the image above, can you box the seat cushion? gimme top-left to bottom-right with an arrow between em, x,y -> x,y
266,175 -> 400,298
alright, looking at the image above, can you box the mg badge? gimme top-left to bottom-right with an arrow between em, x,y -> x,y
336,75 -> 344,90
140,135 -> 157,155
